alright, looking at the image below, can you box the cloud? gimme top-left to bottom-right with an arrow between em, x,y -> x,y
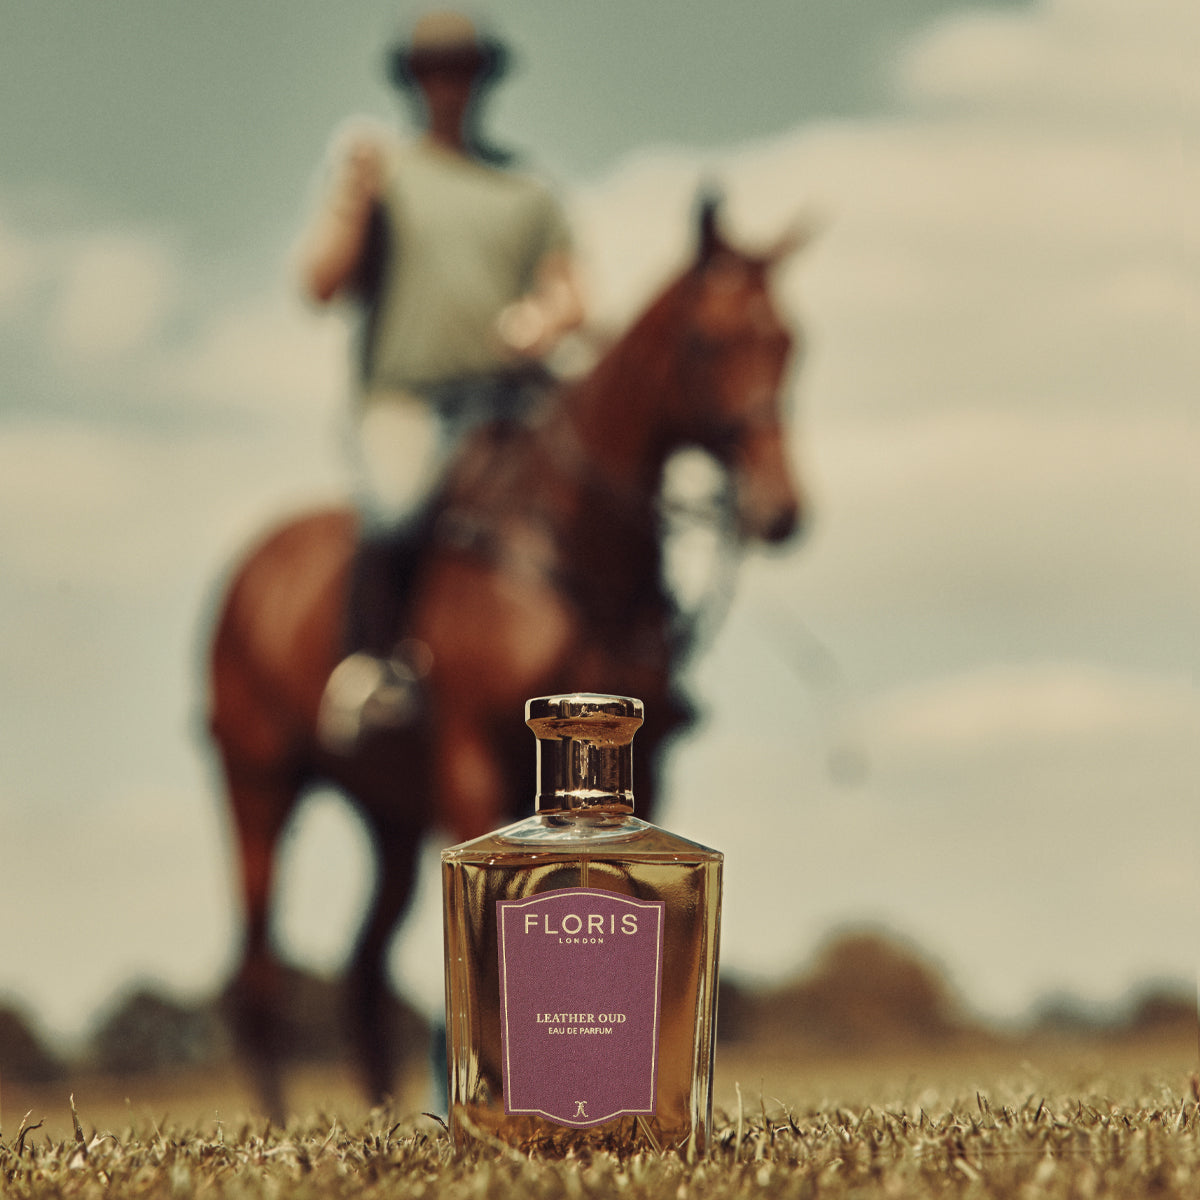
50,232 -> 175,360
2,0 -> 1196,1032
0,202 -> 349,423
796,405 -> 1195,575
899,0 -> 1200,128
863,662 -> 1200,754
625,0 -> 1199,1011
0,416 -> 345,597
160,292 -> 349,416
550,70 -> 1189,444
0,215 -> 39,313
663,647 -> 1199,1009
592,0 -> 1200,703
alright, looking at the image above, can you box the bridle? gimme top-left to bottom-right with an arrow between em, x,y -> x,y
433,256 -> 795,657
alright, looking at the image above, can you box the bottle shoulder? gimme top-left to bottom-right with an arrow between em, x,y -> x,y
441,813 -> 721,862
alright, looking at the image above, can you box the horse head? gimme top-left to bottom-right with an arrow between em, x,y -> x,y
672,194 -> 809,545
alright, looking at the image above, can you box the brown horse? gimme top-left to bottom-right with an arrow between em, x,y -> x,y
206,199 -> 807,1119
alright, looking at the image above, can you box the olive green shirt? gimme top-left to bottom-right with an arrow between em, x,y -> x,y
362,141 -> 571,392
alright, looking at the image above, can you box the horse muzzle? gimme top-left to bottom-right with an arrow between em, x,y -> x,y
739,493 -> 803,545
732,438 -> 805,546
763,499 -> 803,544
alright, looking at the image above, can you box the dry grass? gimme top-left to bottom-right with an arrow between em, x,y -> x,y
2,1033 -> 1197,1197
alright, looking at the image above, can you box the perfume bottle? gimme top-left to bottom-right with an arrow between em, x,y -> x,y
442,694 -> 722,1156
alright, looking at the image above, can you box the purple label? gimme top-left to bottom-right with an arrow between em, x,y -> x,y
497,887 -> 665,1127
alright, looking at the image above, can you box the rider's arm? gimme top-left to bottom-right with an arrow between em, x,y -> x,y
496,251 -> 586,360
297,135 -> 385,304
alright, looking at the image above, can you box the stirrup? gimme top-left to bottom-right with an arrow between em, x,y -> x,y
317,643 -> 428,755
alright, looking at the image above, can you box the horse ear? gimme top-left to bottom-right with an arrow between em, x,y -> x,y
695,187 -> 726,265
766,211 -> 824,265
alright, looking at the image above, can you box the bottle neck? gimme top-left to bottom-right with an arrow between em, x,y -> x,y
534,733 -> 636,815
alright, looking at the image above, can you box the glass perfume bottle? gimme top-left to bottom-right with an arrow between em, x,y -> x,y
442,694 -> 722,1156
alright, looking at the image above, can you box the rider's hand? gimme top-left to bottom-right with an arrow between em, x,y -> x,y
332,132 -> 386,221
496,253 -> 585,360
496,297 -> 549,358
299,130 -> 388,303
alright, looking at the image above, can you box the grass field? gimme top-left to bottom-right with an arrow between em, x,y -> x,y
2,1031 -> 1196,1197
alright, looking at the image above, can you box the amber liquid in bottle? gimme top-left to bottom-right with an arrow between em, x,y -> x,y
442,695 -> 722,1156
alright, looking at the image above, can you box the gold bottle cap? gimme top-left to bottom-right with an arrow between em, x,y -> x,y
525,694 -> 643,812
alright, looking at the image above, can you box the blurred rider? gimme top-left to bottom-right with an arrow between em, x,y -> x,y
300,9 -> 584,752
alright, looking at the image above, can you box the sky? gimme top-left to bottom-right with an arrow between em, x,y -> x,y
0,0 -> 1195,1047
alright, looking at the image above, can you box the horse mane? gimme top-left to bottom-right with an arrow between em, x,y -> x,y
567,265 -> 701,420
567,231 -> 765,421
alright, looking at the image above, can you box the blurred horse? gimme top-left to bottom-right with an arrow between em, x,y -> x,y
206,199 -> 808,1119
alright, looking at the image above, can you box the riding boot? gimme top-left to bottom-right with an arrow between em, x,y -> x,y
317,526 -> 430,755
345,529 -> 417,658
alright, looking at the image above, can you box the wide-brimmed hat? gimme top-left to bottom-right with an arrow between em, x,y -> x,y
387,10 -> 509,89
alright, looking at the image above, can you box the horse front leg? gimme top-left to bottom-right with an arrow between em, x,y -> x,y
221,757 -> 298,1124
346,820 -> 422,1106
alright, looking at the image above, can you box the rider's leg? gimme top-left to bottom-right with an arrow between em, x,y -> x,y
318,396 -> 442,753
344,528 -> 424,658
